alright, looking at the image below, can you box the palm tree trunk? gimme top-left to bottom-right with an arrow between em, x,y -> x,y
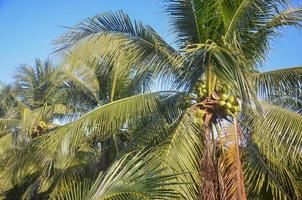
200,111 -> 218,200
233,118 -> 247,200
199,110 -> 247,200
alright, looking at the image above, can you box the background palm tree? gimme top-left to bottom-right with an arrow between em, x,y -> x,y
0,0 -> 302,199
0,59 -> 73,197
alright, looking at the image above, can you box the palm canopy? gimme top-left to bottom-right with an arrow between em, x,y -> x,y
0,0 -> 302,200
14,59 -> 64,107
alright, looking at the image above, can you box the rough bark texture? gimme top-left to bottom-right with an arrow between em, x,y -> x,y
196,96 -> 246,200
234,119 -> 247,200
199,111 -> 218,200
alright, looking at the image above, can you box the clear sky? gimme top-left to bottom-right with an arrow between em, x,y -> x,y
0,0 -> 301,83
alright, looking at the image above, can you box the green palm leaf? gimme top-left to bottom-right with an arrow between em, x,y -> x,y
0,119 -> 19,131
163,0 -> 202,46
243,141 -> 301,200
87,150 -> 180,200
155,112 -> 203,199
52,150 -> 180,200
54,11 -> 180,85
250,66 -> 302,100
1,92 -> 181,189
239,103 -> 302,199
0,133 -> 13,157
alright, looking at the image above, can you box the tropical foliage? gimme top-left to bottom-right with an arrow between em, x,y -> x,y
0,0 -> 302,199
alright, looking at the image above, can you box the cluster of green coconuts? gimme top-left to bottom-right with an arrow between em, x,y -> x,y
194,109 -> 206,127
38,121 -> 47,130
195,83 -> 207,98
182,83 -> 241,119
217,94 -> 240,116
195,82 -> 241,116
30,121 -> 48,138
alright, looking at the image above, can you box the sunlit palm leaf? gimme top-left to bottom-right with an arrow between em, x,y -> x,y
62,63 -> 100,105
52,150 -> 181,200
243,141 -> 301,200
240,103 -> 302,199
54,11 -> 180,87
1,92 -> 181,189
50,179 -> 92,200
241,102 -> 302,163
86,150 -> 180,200
250,66 -> 302,100
0,133 -> 13,158
156,112 -> 203,199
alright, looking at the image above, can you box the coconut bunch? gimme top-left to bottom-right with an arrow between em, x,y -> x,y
193,109 -> 206,127
216,85 -> 240,116
179,82 -> 241,123
38,121 -> 47,131
195,82 -> 241,117
195,82 -> 207,99
31,120 -> 48,138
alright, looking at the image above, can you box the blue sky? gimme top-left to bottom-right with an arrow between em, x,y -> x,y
0,0 -> 301,83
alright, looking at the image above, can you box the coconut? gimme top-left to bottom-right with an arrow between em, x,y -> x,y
227,96 -> 235,103
231,105 -> 237,113
225,102 -> 232,109
235,106 -> 240,112
220,94 -> 228,101
196,87 -> 202,93
218,100 -> 226,107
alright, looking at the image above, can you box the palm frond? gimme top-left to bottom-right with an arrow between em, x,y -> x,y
38,143 -> 96,197
155,112 -> 203,199
240,102 -> 302,162
89,150 -> 180,200
267,8 -> 302,28
163,0 -> 202,46
53,150 -> 180,200
246,7 -> 301,64
243,141 -> 301,199
15,59 -> 63,108
221,0 -> 288,42
239,103 -> 302,199
50,179 -> 92,200
250,66 -> 302,100
54,11 -> 180,88
2,92 -> 181,189
62,65 -> 100,107
121,92 -> 185,153
0,133 -> 13,158
210,46 -> 258,107
244,7 -> 302,63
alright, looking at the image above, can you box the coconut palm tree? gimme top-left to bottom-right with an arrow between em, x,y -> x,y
51,1 -> 302,199
0,58 -> 181,198
1,59 -> 69,138
0,60 -> 74,197
1,0 -> 302,199
57,56 -> 170,171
